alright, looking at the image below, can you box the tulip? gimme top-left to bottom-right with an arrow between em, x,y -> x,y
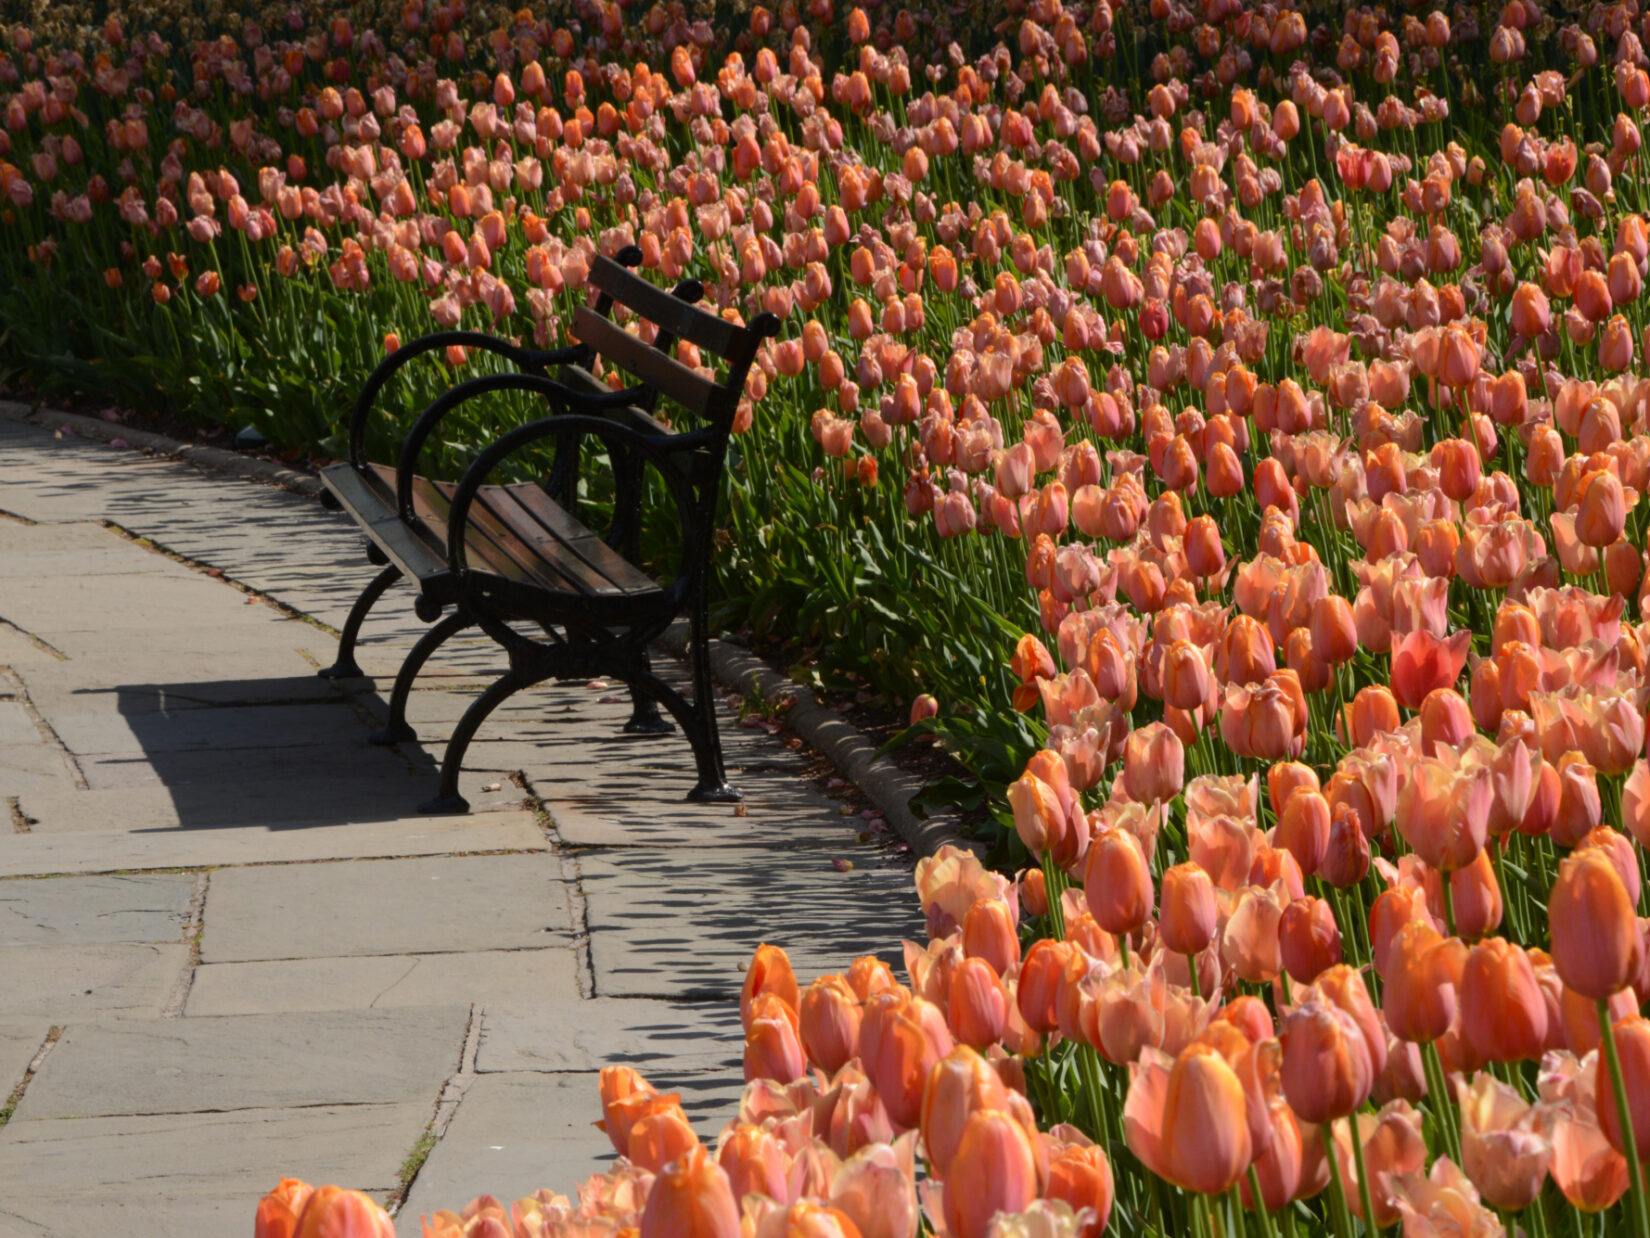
1280,1001 -> 1374,1124
742,944 -> 800,1027
1044,1145 -> 1115,1238
256,1178 -> 315,1238
859,993 -> 954,1130
947,957 -> 1008,1049
1125,1044 -> 1253,1195
1390,629 -> 1472,710
1084,829 -> 1153,937
1598,1014 -> 1650,1162
830,1140 -> 918,1238
746,992 -> 808,1084
800,976 -> 862,1076
1383,921 -> 1464,1045
1459,938 -> 1548,1063
1458,1073 -> 1552,1211
1332,1101 -> 1428,1227
1159,863 -> 1218,957
291,1187 -> 395,1238
1123,722 -> 1183,805
1550,849 -> 1637,1000
942,1112 -> 1038,1238
921,1046 -> 1010,1178
1280,896 -> 1342,984
641,1148 -> 741,1238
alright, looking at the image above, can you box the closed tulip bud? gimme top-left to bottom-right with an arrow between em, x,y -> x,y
800,976 -> 863,1075
1554,758 -> 1602,848
641,1148 -> 742,1238
719,1125 -> 789,1204
1017,938 -> 1072,1035
1280,896 -> 1342,984
1277,789 -> 1331,875
1319,805 -> 1372,889
1384,922 -> 1465,1045
1008,772 -> 1065,859
1184,515 -> 1225,579
1159,863 -> 1218,955
1310,595 -> 1358,665
290,1187 -> 395,1238
1128,1044 -> 1254,1195
631,1105 -> 701,1173
942,1112 -> 1038,1238
1123,722 -> 1183,804
1460,938 -> 1548,1063
1044,1145 -> 1115,1238
922,1046 -> 1010,1178
1598,1014 -> 1650,1161
947,957 -> 1008,1049
1281,1001 -> 1374,1123
1510,282 -> 1551,339
1084,828 -> 1154,936
255,1178 -> 314,1238
1550,848 -> 1637,1000
962,897 -> 1020,976
860,993 -> 954,1129
746,991 -> 807,1083
743,944 -> 800,1027
1574,469 -> 1627,547
1346,685 -> 1401,746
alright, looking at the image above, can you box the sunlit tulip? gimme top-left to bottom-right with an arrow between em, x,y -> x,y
290,1187 -> 395,1238
1597,1014 -> 1650,1161
800,976 -> 862,1075
1044,1145 -> 1114,1238
641,1148 -> 741,1238
1549,849 -> 1637,1000
1280,896 -> 1341,984
1125,1044 -> 1253,1195
1083,829 -> 1153,937
1159,863 -> 1218,957
830,1139 -> 918,1238
1459,938 -> 1548,1063
256,1178 -> 314,1238
1383,921 -> 1465,1045
942,1112 -> 1038,1238
921,1046 -> 1009,1178
1280,1000 -> 1374,1124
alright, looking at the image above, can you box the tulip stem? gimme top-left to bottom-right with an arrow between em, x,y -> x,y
1321,1124 -> 1356,1238
1596,998 -> 1650,1238
1247,1166 -> 1278,1238
1188,953 -> 1202,999
1439,869 -> 1457,939
1041,851 -> 1068,940
1347,1116 -> 1380,1238
1422,1041 -> 1463,1166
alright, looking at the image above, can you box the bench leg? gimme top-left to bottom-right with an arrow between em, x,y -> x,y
419,668 -> 532,815
623,648 -> 675,735
318,564 -> 401,679
370,610 -> 474,745
681,604 -> 739,803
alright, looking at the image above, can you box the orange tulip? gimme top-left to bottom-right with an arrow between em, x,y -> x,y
255,1178 -> 315,1238
829,1140 -> 919,1238
1126,1043 -> 1253,1195
946,957 -> 1007,1049
291,1187 -> 395,1238
746,991 -> 807,1084
859,993 -> 954,1129
1280,1000 -> 1374,1124
1383,921 -> 1465,1045
1044,1144 -> 1115,1238
1598,1014 -> 1650,1161
921,1046 -> 1009,1178
1280,896 -> 1342,984
1550,849 -> 1637,1000
1083,828 -> 1154,937
1123,722 -> 1184,805
1459,938 -> 1548,1063
742,944 -> 800,1028
1159,862 -> 1218,956
640,1147 -> 742,1238
941,1112 -> 1038,1238
1390,629 -> 1472,710
630,1104 -> 701,1173
800,976 -> 863,1075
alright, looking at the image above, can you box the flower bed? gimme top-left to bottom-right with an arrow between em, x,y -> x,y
7,0 -> 1650,1234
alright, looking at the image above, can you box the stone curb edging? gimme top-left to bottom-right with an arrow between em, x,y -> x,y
1,399 -> 975,859
0,400 -> 326,498
660,623 -> 977,860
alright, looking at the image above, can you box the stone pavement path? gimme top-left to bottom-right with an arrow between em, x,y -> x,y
0,419 -> 922,1237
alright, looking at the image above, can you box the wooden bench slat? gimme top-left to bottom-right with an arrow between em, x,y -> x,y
402,472 -> 574,591
323,463 -> 449,583
572,307 -> 720,420
492,483 -> 659,596
587,254 -> 744,359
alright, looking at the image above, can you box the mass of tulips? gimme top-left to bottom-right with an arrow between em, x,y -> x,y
7,0 -> 1650,1232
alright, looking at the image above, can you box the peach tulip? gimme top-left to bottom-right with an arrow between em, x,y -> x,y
1083,828 -> 1153,937
1598,1014 -> 1650,1161
830,1139 -> 918,1238
641,1148 -> 741,1238
1390,629 -> 1472,710
1280,1000 -> 1374,1124
1125,1044 -> 1253,1196
1333,1101 -> 1428,1227
1550,849 -> 1637,1000
291,1187 -> 395,1238
743,944 -> 800,1027
1459,938 -> 1547,1063
942,1112 -> 1038,1238
1458,1073 -> 1552,1211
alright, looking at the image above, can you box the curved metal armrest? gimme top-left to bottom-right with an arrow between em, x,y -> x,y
346,331 -> 582,470
446,400 -> 711,580
394,371 -> 648,521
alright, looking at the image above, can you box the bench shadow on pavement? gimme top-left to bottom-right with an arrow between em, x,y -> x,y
103,677 -> 442,830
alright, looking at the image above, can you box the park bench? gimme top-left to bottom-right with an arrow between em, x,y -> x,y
316,245 -> 780,812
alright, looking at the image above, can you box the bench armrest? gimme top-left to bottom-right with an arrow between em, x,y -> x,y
443,383 -> 718,588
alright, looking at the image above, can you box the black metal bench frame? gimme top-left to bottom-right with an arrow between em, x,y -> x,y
317,246 -> 779,812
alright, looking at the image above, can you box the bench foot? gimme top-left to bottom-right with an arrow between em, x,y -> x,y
322,563 -> 402,682
418,793 -> 471,815
369,722 -> 418,745
623,714 -> 676,736
317,659 -> 364,680
687,780 -> 742,804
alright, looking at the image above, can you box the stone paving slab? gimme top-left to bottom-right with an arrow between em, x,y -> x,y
15,1007 -> 470,1120
16,657 -> 346,713
49,702 -> 369,757
0,741 -> 80,797
42,621 -> 321,663
0,812 -> 546,878
476,1000 -> 741,1074
0,1023 -> 49,1099
187,948 -> 583,1016
396,1071 -> 745,1235
0,874 -> 193,946
0,701 -> 39,746
0,1102 -> 419,1238
75,740 -> 426,792
0,574 -> 289,636
5,944 -> 188,1019
200,856 -> 576,963
581,848 -> 920,999
0,627 -> 60,665
16,780 -> 437,833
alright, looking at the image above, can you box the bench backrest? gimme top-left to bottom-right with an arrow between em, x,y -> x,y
571,254 -> 780,434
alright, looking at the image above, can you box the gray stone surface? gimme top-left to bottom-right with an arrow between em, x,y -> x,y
396,1071 -> 745,1235
0,813 -> 548,878
187,949 -> 582,1016
3,944 -> 188,1018
476,1000 -> 741,1074
0,1024 -> 49,1099
0,1103 -> 420,1237
581,848 -> 921,998
0,875 -> 193,946
14,1007 -> 470,1119
200,856 -> 576,963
